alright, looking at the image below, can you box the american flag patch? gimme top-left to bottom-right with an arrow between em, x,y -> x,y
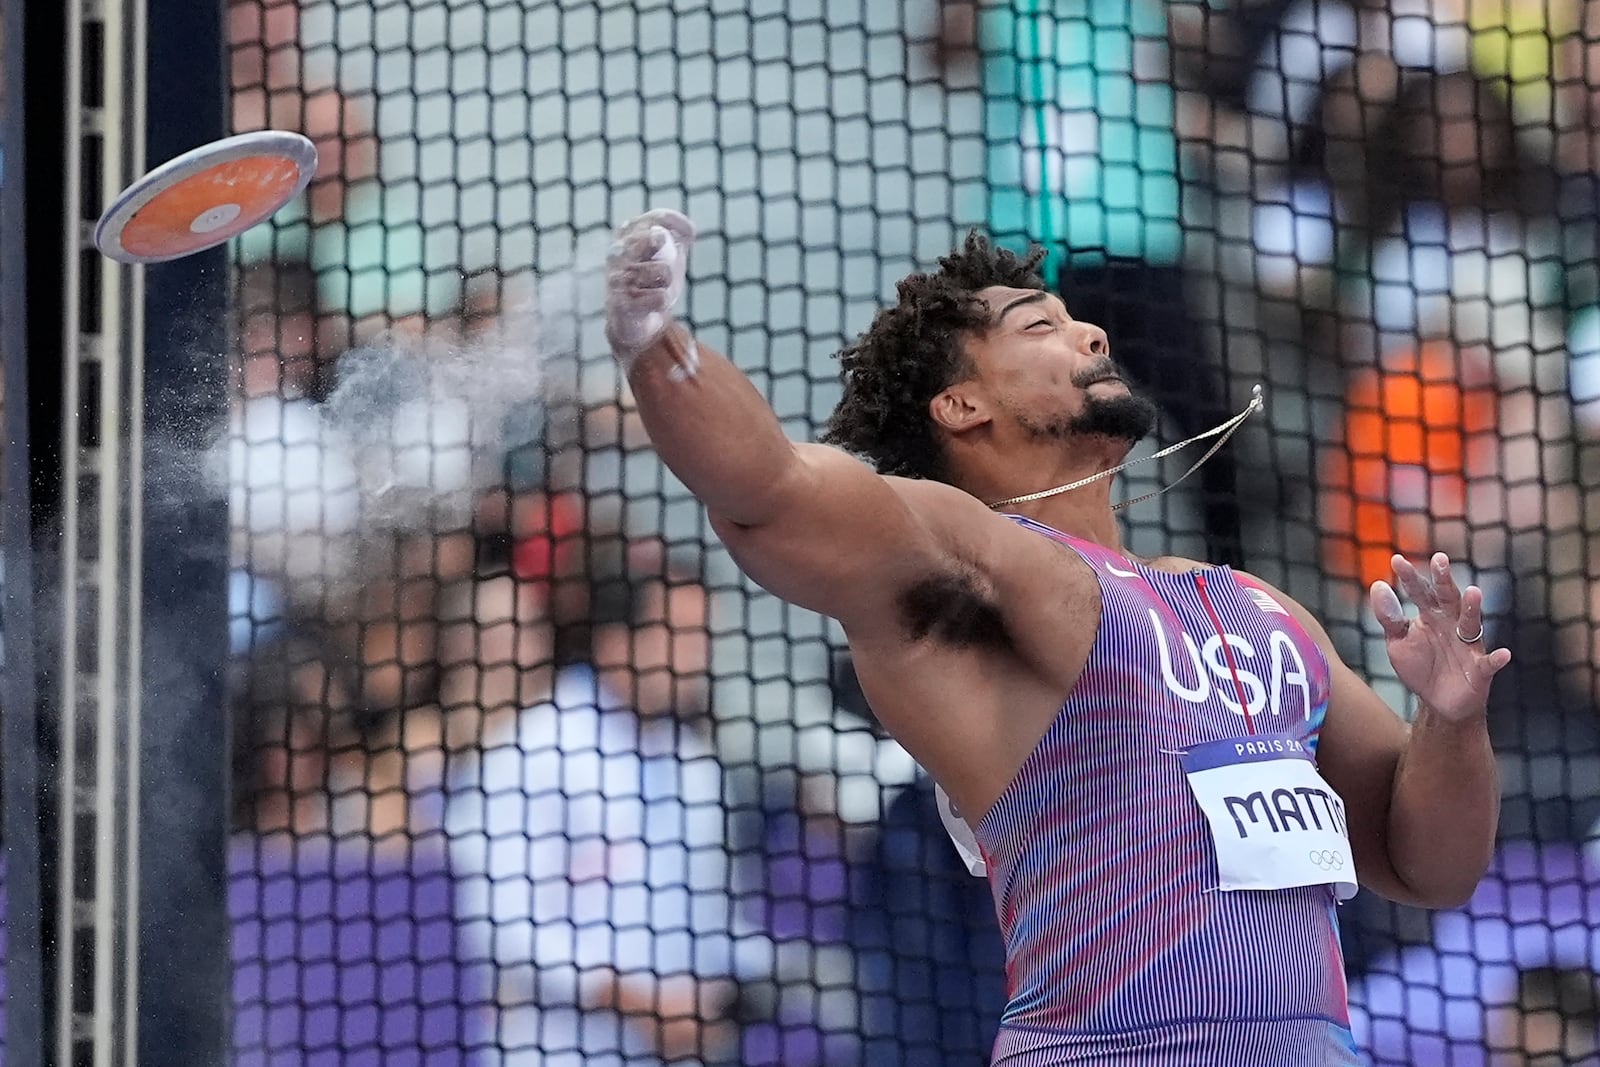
1245,585 -> 1290,617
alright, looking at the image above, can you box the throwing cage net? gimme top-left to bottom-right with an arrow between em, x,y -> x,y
223,0 -> 1599,1063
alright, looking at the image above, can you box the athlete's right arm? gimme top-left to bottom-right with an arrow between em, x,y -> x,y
604,210 -> 980,629
630,329 -> 977,625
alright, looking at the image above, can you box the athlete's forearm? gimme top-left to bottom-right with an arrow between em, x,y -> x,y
1384,703 -> 1499,908
627,325 -> 803,528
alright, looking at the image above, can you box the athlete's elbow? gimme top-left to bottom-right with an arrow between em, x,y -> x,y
1390,879 -> 1467,911
1410,880 -> 1481,912
1391,857 -> 1491,910
1429,864 -> 1494,909
1381,794 -> 1498,909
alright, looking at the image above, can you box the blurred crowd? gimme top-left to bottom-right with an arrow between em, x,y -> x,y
222,0 -> 1600,1064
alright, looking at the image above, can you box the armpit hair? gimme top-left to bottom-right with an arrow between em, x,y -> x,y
896,566 -> 1009,650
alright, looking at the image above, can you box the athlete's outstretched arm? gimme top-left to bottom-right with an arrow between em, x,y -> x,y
624,320 -> 806,529
604,210 -> 982,628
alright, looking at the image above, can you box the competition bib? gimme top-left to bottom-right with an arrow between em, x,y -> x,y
1182,733 -> 1358,901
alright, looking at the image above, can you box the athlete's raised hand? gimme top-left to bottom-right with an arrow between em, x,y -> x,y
1370,552 -> 1512,722
605,208 -> 699,379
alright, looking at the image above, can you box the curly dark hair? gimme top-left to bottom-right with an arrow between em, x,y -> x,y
819,232 -> 1047,481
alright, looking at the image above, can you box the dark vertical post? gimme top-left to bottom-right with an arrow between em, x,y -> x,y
3,0 -> 49,1061
138,0 -> 230,1062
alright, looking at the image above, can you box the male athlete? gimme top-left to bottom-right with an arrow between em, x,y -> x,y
602,209 -> 1510,1065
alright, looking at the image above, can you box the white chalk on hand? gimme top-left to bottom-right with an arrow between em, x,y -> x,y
651,227 -> 677,262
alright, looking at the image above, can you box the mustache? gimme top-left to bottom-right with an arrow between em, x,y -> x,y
1070,359 -> 1122,388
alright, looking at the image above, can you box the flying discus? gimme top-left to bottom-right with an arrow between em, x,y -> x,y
93,130 -> 317,265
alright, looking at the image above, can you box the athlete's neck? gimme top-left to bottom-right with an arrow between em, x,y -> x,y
998,489 -> 1125,554
952,439 -> 1130,553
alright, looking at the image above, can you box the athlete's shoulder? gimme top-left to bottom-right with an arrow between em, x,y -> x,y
1152,554 -> 1210,572
1230,569 -> 1304,608
1231,570 -> 1338,656
878,474 -> 1056,547
879,472 -> 990,512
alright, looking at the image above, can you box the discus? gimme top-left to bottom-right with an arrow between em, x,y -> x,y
93,131 -> 318,264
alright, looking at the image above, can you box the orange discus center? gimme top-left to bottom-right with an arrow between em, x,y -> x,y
117,154 -> 304,259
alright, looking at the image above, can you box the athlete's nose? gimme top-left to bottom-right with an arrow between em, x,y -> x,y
1075,322 -> 1110,358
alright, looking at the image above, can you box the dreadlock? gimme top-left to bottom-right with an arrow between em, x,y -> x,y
820,232 -> 1047,481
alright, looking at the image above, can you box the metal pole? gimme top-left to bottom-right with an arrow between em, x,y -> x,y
137,0 -> 230,1061
2,0 -> 48,1057
59,0 -> 147,1060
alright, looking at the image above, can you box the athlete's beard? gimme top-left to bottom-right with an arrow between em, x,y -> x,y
1015,384 -> 1160,445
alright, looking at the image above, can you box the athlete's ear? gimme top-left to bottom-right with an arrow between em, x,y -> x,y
930,383 -> 991,436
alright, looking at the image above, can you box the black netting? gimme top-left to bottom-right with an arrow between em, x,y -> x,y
223,0 -> 1600,1064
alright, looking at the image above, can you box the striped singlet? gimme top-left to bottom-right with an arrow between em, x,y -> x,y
975,517 -> 1361,1066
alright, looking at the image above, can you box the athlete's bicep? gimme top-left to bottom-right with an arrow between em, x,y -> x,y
709,443 -> 986,631
1239,576 -> 1430,906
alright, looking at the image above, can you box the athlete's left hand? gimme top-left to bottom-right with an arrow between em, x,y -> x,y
1370,552 -> 1512,722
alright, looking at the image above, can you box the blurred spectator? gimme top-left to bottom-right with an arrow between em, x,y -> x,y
229,639 -> 489,1067
228,0 -> 458,334
434,563 -> 560,746
228,0 -> 376,222
471,480 -> 590,645
1516,0 -> 1590,181
1165,0 -> 1335,297
936,0 -> 1246,565
226,257 -> 466,726
444,545 -> 774,1067
1319,38 -> 1529,273
732,767 -> 875,1067
1318,339 -> 1509,615
854,774 -> 1007,1067
1165,0 -> 1561,354
751,789 -> 852,956
1493,968 -> 1599,1065
232,257 -> 326,401
585,542 -> 713,723
1348,840 -> 1600,1065
229,263 -> 547,709
1232,0 -> 1531,273
228,258 -> 360,647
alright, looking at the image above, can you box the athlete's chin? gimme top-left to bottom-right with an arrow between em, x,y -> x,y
1072,393 -> 1160,444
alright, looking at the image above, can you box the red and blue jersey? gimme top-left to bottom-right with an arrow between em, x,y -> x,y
974,516 -> 1362,1065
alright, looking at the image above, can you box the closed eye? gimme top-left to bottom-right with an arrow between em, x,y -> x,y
1028,318 -> 1052,330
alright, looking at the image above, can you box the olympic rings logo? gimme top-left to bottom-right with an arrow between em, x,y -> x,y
1309,849 -> 1344,871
